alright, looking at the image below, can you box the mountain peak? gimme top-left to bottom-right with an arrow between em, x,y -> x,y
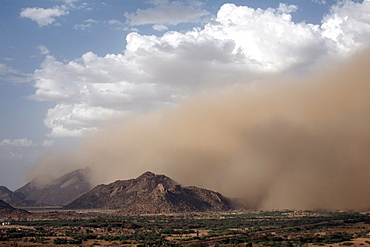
138,171 -> 156,178
65,172 -> 233,213
14,167 -> 93,206
0,186 -> 27,206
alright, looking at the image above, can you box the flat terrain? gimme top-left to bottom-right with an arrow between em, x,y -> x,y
1,209 -> 369,246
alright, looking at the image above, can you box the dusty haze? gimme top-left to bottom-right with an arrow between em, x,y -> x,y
33,48 -> 370,210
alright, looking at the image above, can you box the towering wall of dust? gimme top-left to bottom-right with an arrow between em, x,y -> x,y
39,49 -> 370,210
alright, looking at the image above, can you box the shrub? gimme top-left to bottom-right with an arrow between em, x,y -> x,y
187,243 -> 203,247
342,242 -> 354,246
53,238 -> 67,244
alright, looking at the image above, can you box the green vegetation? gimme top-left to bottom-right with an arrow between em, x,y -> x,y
0,210 -> 369,246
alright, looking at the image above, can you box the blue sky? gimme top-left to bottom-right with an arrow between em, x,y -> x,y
0,0 -> 369,190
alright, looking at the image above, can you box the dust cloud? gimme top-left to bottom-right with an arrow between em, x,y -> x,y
37,48 -> 370,210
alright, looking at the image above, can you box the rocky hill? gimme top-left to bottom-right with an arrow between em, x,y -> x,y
0,200 -> 30,220
14,167 -> 92,206
65,171 -> 233,213
0,186 -> 27,207
0,199 -> 15,211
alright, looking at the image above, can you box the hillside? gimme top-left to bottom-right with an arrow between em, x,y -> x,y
65,171 -> 233,213
0,199 -> 30,220
0,186 -> 27,206
0,199 -> 15,210
14,167 -> 92,206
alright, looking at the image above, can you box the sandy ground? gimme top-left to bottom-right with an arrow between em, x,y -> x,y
308,238 -> 370,247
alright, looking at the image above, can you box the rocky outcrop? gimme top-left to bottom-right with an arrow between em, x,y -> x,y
65,171 -> 233,213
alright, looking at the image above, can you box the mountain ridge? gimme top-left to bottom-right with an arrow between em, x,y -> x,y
0,186 -> 27,206
65,171 -> 233,213
14,167 -> 92,206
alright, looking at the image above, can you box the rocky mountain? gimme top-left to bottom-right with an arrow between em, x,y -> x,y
0,199 -> 30,219
14,167 -> 92,206
0,199 -> 15,211
0,186 -> 27,207
65,171 -> 233,213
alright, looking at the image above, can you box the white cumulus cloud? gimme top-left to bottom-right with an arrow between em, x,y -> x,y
321,0 -> 370,54
20,6 -> 68,26
125,0 -> 209,26
29,1 -> 370,137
